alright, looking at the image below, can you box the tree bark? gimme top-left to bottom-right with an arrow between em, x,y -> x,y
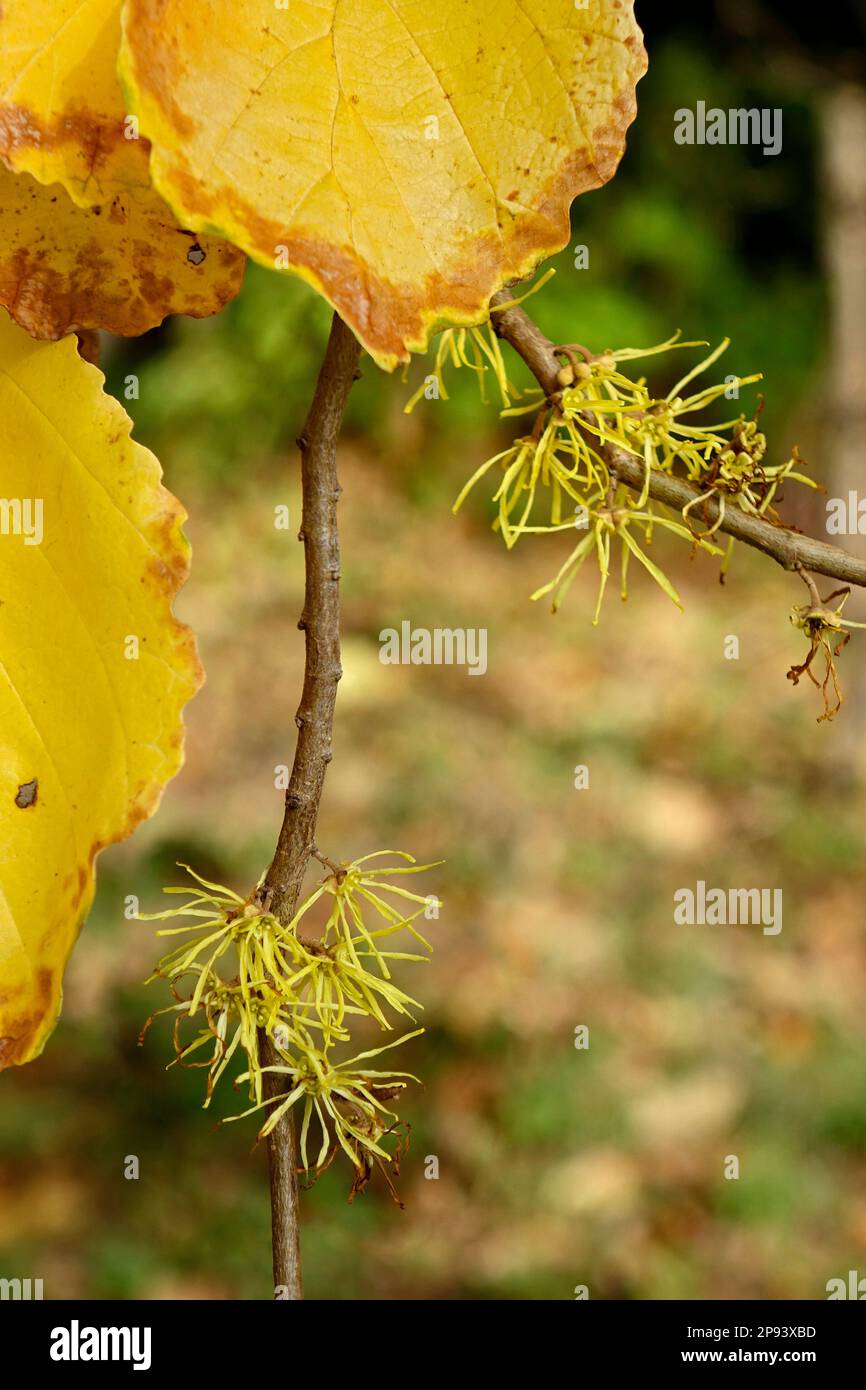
260,311 -> 362,1300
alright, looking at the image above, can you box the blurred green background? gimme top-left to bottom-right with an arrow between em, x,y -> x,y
3,5 -> 866,1300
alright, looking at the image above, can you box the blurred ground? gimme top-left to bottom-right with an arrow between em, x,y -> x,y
4,435 -> 866,1301
2,10 -> 866,1300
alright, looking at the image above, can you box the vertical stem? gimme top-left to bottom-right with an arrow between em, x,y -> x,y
263,1032 -> 304,1299
260,311 -> 362,1298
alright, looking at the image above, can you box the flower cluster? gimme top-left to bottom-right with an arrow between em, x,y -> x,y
404,319 -> 520,412
417,326 -> 815,623
140,853 -> 438,1197
403,268 -> 555,413
409,295 -> 856,718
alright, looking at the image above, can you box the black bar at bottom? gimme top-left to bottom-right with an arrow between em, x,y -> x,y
1,1297 -> 861,1376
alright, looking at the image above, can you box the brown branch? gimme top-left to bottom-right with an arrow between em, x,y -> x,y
490,290 -> 866,590
258,311 -> 362,1301
75,329 -> 101,366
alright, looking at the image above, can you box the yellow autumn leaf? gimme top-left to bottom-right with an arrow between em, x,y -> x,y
0,164 -> 244,338
0,0 -> 138,201
118,0 -> 647,368
0,0 -> 245,332
0,309 -> 203,1068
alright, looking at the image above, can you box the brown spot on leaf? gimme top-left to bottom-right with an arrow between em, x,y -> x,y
0,102 -> 132,180
0,167 -> 245,338
15,778 -> 38,809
